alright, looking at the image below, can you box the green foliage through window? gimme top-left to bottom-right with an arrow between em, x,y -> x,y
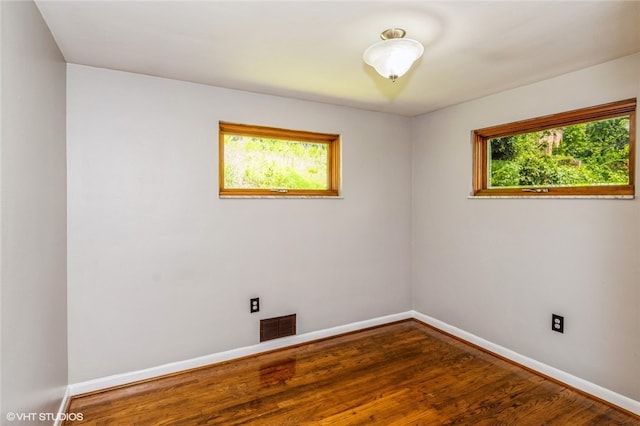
473,98 -> 636,197
223,136 -> 329,190
219,122 -> 340,197
489,117 -> 630,188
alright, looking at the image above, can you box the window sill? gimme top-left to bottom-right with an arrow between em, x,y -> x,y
219,195 -> 344,199
468,195 -> 634,200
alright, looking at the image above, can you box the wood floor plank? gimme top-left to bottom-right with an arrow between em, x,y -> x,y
64,320 -> 640,425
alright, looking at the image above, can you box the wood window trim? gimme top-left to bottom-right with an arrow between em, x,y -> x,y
219,122 -> 341,197
472,98 -> 637,197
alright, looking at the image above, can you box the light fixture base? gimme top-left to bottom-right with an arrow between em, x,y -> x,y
380,28 -> 406,40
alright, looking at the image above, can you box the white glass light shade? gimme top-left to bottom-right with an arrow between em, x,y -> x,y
363,38 -> 424,82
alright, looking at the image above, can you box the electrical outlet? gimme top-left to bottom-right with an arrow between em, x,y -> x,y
552,314 -> 564,333
250,297 -> 260,313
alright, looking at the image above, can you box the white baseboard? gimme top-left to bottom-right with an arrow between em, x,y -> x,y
67,309 -> 639,417
68,311 -> 413,396
53,386 -> 71,426
411,310 -> 640,416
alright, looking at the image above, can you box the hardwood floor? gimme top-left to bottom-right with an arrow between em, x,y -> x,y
64,320 -> 640,425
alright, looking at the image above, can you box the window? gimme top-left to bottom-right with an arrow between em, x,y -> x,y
219,122 -> 341,197
472,98 -> 636,197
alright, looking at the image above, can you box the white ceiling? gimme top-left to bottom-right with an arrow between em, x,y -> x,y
35,1 -> 640,117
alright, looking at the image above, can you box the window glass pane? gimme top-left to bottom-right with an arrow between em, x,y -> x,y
223,135 -> 329,190
489,116 -> 630,188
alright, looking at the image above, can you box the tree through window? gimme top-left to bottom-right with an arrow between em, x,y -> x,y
472,99 -> 636,197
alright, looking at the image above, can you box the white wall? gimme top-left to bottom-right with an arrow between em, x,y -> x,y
67,65 -> 412,383
65,34 -> 639,407
0,0 -> 68,421
412,54 -> 640,401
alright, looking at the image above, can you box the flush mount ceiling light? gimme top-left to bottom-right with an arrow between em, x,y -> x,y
363,28 -> 424,83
